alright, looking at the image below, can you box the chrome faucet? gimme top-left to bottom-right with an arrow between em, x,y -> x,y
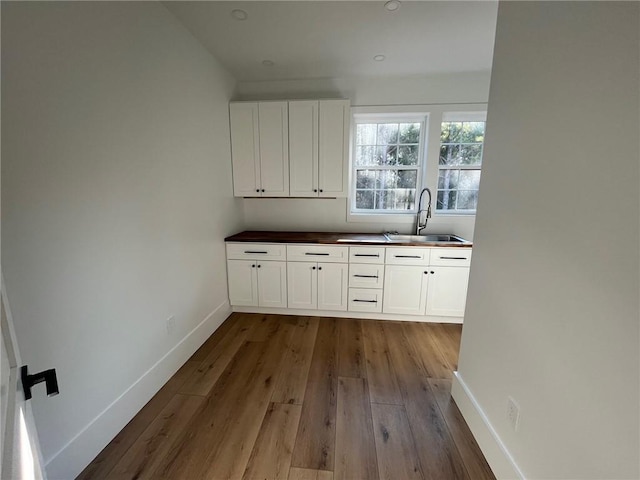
416,187 -> 432,235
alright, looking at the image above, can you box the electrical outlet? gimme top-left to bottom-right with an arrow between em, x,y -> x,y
166,316 -> 176,335
507,396 -> 521,431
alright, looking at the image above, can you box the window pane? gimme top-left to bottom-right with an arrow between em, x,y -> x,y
377,124 -> 398,145
457,190 -> 479,210
356,146 -> 375,166
356,170 -> 376,189
378,170 -> 396,189
399,123 -> 420,144
375,145 -> 397,165
395,189 -> 416,209
356,190 -> 374,209
459,144 -> 483,165
440,145 -> 461,165
438,169 -> 459,189
459,122 -> 485,143
437,190 -> 457,210
356,124 -> 376,145
441,122 -> 462,143
398,145 -> 419,165
458,170 -> 481,190
397,170 -> 417,189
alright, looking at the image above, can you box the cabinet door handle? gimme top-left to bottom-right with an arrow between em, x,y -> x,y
439,256 -> 468,260
257,265 -> 262,268
395,255 -> 421,258
319,189 -> 323,193
354,254 -> 379,257
245,250 -> 268,254
305,252 -> 330,256
318,266 -> 322,270
313,189 -> 318,193
353,299 -> 377,303
256,189 -> 260,193
261,189 -> 265,192
354,274 -> 378,278
424,271 -> 428,274
312,266 -> 316,270
252,264 -> 256,268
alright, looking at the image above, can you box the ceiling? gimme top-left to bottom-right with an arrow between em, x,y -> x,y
164,1 -> 498,83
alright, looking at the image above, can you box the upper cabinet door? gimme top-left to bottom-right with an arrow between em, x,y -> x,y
289,100 -> 319,197
230,103 -> 260,197
258,102 -> 289,197
318,99 -> 350,197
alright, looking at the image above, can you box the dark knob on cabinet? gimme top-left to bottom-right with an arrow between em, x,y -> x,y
318,267 -> 322,270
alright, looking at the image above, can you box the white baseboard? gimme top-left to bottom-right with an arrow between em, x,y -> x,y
232,306 -> 463,324
44,301 -> 232,480
451,372 -> 525,480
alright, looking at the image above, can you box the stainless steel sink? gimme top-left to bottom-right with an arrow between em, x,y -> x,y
383,233 -> 470,244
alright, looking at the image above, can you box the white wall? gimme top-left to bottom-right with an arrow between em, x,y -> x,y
1,2 -> 243,478
237,72 -> 491,239
454,2 -> 639,479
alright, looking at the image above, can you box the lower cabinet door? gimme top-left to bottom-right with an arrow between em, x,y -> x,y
257,261 -> 288,308
425,266 -> 470,317
287,262 -> 318,310
227,260 -> 258,306
382,265 -> 429,315
317,263 -> 348,311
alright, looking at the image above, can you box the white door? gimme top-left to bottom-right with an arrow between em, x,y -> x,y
382,265 -> 429,315
229,102 -> 261,197
317,263 -> 348,311
1,277 -> 46,479
425,266 -> 470,317
289,100 -> 319,197
318,100 -> 349,197
256,261 -> 287,308
287,262 -> 317,310
258,102 -> 289,197
227,260 -> 258,306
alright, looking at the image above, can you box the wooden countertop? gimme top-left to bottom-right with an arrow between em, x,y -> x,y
224,231 -> 472,247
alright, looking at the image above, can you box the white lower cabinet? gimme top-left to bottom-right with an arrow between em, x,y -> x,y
227,241 -> 471,321
425,266 -> 470,317
382,265 -> 430,315
227,259 -> 287,308
287,261 -> 348,311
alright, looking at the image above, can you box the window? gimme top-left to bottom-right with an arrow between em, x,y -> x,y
437,119 -> 485,212
352,116 -> 426,213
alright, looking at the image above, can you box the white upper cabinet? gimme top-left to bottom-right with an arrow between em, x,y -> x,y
289,99 -> 349,198
318,100 -> 349,197
229,103 -> 260,197
231,99 -> 349,198
289,100 -> 319,197
229,101 -> 289,197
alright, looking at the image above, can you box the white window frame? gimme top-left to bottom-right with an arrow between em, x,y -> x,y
348,106 -> 430,222
347,104 -> 487,224
436,111 -> 487,215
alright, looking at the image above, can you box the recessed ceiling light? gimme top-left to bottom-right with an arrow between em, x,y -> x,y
262,60 -> 275,67
373,55 -> 386,62
231,9 -> 248,21
384,0 -> 401,12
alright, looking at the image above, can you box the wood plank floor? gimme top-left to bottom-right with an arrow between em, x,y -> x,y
78,313 -> 494,480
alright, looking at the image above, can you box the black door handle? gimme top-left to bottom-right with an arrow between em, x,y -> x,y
21,365 -> 59,400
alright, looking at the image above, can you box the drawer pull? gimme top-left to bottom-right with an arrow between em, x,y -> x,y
305,252 -> 330,256
354,274 -> 378,278
354,253 -> 379,257
439,256 -> 468,260
353,299 -> 378,303
394,255 -> 421,258
244,250 -> 268,254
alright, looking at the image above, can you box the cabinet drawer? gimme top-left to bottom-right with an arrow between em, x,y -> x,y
287,244 -> 349,263
349,264 -> 384,289
430,248 -> 472,267
349,246 -> 385,263
348,288 -> 383,313
226,243 -> 286,261
385,247 -> 431,265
